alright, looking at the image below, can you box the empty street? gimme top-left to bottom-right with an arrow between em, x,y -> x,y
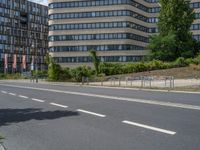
0,81 -> 200,150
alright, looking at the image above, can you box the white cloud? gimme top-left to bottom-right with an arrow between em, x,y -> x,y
28,0 -> 48,6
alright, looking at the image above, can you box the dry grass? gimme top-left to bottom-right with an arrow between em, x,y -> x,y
123,64 -> 200,79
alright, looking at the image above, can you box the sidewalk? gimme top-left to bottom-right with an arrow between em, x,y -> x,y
1,79 -> 200,94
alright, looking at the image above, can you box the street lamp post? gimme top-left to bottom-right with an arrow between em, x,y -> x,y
31,43 -> 38,83
35,47 -> 38,83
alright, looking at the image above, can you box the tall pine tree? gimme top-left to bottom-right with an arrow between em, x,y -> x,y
149,0 -> 199,61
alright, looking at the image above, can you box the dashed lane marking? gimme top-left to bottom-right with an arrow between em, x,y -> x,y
31,98 -> 45,103
50,102 -> 68,108
122,120 -> 176,135
1,91 -> 7,94
9,93 -> 16,96
77,109 -> 106,118
18,95 -> 28,99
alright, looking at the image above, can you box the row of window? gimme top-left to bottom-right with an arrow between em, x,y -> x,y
190,2 -> 200,9
148,17 -> 158,23
0,7 -> 48,24
49,21 -> 148,33
0,53 -> 44,66
49,33 -> 149,43
193,35 -> 200,41
0,17 -> 48,33
0,33 -> 47,50
147,12 -> 200,23
49,0 -> 148,12
49,44 -> 145,52
191,24 -> 200,30
49,10 -> 147,22
148,7 -> 160,13
0,0 -> 48,16
146,2 -> 200,13
195,13 -> 200,19
145,1 -> 200,9
144,0 -> 158,3
54,56 -> 143,63
0,44 -> 47,56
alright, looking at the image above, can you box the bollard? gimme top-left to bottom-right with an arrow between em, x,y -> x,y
141,78 -> 143,88
150,79 -> 152,88
82,76 -> 84,85
172,77 -> 175,88
101,77 -> 103,86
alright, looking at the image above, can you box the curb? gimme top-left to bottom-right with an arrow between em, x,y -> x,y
0,80 -> 200,94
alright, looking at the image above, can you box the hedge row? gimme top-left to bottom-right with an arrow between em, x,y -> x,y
48,55 -> 200,81
99,55 -> 200,76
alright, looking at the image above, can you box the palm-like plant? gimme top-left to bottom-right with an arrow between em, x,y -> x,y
89,49 -> 100,75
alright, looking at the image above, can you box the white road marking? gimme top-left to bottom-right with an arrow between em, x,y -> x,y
9,93 -> 16,96
1,91 -> 7,94
77,109 -> 106,117
122,120 -> 176,135
0,84 -> 200,111
31,98 -> 45,103
50,102 -> 68,108
18,95 -> 28,99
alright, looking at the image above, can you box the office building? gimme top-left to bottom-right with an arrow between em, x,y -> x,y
48,0 -> 200,68
0,0 -> 48,73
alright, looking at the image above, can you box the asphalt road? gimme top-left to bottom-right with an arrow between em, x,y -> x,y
0,81 -> 200,150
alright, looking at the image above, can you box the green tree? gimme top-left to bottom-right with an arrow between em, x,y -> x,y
46,54 -> 62,81
149,31 -> 177,61
44,53 -> 51,65
89,50 -> 100,75
48,62 -> 62,81
149,0 -> 199,61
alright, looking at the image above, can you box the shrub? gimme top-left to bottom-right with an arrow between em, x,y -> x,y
133,62 -> 148,72
71,66 -> 94,82
191,55 -> 200,65
173,57 -> 189,67
147,60 -> 169,70
58,68 -> 72,81
48,63 -> 62,81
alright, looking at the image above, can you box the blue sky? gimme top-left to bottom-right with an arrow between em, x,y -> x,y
29,0 -> 48,6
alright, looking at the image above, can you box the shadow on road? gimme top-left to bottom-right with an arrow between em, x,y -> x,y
0,108 -> 79,126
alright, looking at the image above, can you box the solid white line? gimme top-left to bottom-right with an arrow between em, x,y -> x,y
77,109 -> 106,117
122,120 -> 176,135
50,102 -> 68,108
0,83 -> 200,111
9,93 -> 16,96
18,95 -> 28,99
1,91 -> 7,94
31,98 -> 45,103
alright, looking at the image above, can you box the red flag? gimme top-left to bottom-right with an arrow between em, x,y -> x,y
12,54 -> 17,69
4,53 -> 8,69
22,55 -> 26,69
